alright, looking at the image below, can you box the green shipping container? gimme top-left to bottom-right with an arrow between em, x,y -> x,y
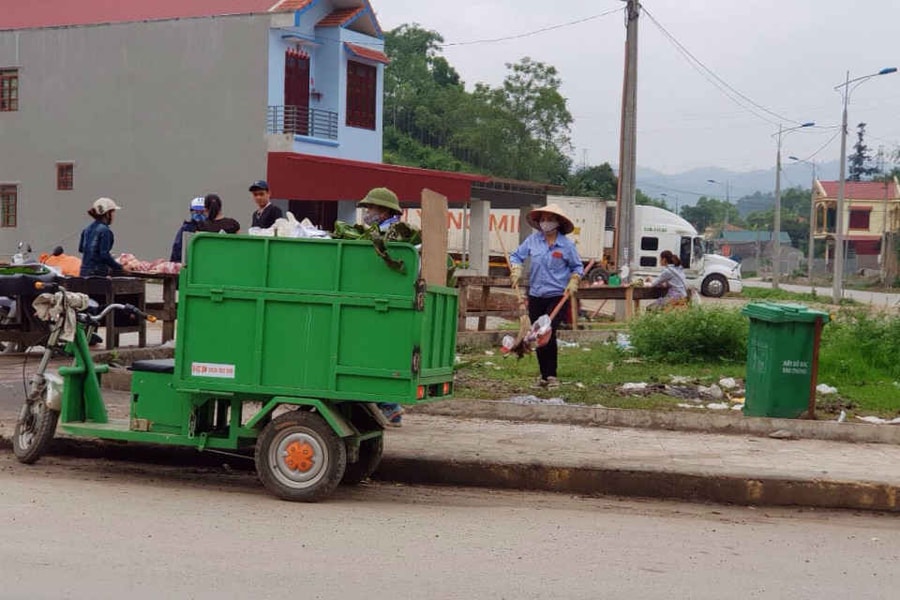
741,302 -> 829,418
173,234 -> 457,405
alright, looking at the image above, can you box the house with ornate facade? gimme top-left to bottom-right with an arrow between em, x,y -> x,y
812,177 -> 900,271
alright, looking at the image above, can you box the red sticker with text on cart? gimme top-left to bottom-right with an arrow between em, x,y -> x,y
191,362 -> 236,379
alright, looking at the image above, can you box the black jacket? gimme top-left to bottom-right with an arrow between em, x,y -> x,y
251,204 -> 283,229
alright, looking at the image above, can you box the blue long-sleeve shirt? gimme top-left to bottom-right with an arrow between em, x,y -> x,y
510,232 -> 584,298
79,220 -> 123,277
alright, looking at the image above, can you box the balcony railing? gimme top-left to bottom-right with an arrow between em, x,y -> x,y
267,105 -> 339,141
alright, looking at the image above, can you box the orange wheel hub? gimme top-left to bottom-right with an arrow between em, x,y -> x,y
284,441 -> 315,472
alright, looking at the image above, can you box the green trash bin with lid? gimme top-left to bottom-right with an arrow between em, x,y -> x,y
741,302 -> 829,418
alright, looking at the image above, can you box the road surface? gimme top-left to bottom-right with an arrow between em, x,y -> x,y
1,452 -> 898,599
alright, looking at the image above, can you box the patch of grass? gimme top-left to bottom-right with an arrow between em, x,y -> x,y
454,342 -> 744,409
741,286 -> 858,306
455,306 -> 900,417
630,307 -> 748,363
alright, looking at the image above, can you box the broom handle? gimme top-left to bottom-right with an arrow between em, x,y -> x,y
548,291 -> 570,321
494,227 -> 527,308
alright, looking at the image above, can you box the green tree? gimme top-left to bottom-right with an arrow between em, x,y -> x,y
635,190 -> 668,210
680,197 -> 739,232
849,122 -> 879,181
564,163 -> 617,197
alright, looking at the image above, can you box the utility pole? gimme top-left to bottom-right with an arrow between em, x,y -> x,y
807,162 -> 817,286
773,125 -> 783,289
614,0 -> 640,281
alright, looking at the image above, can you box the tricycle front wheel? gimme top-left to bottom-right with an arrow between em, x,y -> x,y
255,410 -> 347,502
13,385 -> 59,464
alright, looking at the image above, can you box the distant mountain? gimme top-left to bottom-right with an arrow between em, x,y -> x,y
627,160 -> 841,210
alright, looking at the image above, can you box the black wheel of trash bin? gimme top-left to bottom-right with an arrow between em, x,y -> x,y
255,410 -> 347,502
342,434 -> 384,485
13,379 -> 59,464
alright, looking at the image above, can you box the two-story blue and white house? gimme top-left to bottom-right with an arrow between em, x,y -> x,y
0,0 -> 403,257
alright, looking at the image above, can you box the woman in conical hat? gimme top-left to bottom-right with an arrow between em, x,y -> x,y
509,203 -> 584,389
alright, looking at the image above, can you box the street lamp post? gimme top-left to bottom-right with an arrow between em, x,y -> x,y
771,122 -> 815,289
789,155 -> 817,288
706,178 -> 731,223
832,67 -> 897,303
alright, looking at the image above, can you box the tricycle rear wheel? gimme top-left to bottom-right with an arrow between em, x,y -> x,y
13,384 -> 59,464
342,435 -> 384,485
255,410 -> 347,502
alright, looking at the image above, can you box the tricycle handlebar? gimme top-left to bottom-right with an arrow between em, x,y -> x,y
35,281 -> 157,324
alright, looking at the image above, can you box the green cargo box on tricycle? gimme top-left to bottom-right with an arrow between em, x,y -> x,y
12,234 -> 458,501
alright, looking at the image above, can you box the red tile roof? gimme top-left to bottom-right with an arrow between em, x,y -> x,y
317,7 -> 365,27
1,0 -> 305,31
344,42 -> 389,64
819,180 -> 900,201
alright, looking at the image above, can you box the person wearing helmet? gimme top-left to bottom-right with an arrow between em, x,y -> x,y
358,187 -> 405,425
249,180 -> 283,229
358,187 -> 402,232
169,197 -> 207,262
196,193 -> 241,234
78,197 -> 126,277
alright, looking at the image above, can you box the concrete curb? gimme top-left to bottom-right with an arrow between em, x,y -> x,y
375,457 -> 900,512
411,399 -> 900,446
1,435 -> 897,512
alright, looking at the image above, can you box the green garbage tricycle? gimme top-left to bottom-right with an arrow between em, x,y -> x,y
12,235 -> 458,501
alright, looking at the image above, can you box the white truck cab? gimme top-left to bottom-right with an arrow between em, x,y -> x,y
631,205 -> 742,297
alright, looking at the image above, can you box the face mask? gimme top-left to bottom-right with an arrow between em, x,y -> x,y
363,211 -> 382,226
191,212 -> 206,222
540,220 -> 559,233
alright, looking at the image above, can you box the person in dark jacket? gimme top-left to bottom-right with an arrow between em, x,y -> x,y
196,194 -> 241,234
169,197 -> 206,262
249,180 -> 283,229
79,197 -> 125,277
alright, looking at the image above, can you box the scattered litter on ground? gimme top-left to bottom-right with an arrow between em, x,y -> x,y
706,403 -> 729,410
670,375 -> 691,385
769,429 -> 797,440
731,404 -> 743,411
698,384 -> 724,400
719,377 -> 737,390
606,362 -> 614,372
483,361 -> 495,367
837,410 -> 847,423
582,347 -> 592,352
455,355 -> 463,364
855,415 -> 900,425
160,339 -> 176,349
509,395 -> 566,406
816,383 -> 838,395
729,397 -> 745,404
677,403 -> 703,409
620,382 -> 648,392
484,350 -> 495,356
615,333 -> 632,351
574,382 -> 586,389
623,358 -> 643,364
558,340 -> 579,349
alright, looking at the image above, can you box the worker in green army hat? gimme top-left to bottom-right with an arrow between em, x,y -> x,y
358,187 -> 405,426
358,187 -> 402,232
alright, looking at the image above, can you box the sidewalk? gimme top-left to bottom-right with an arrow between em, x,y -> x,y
1,390 -> 899,511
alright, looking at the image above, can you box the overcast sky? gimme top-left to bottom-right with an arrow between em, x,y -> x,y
372,0 -> 900,175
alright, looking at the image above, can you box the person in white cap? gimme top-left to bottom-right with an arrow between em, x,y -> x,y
169,197 -> 207,262
509,204 -> 584,389
78,197 -> 125,277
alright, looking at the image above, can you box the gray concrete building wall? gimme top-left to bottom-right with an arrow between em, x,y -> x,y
0,15 -> 270,260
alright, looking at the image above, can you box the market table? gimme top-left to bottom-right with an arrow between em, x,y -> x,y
129,272 -> 178,344
64,277 -> 147,349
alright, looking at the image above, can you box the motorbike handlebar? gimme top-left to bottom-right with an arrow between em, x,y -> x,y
35,282 -> 157,323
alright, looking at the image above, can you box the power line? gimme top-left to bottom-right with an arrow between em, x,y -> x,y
642,6 -> 804,128
440,6 -> 624,47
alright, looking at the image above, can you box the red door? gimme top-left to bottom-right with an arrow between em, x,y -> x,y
284,49 -> 310,135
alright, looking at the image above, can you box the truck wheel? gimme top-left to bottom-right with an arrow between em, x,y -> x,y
585,266 -> 609,285
13,382 -> 59,464
342,435 -> 384,485
701,274 -> 728,298
255,410 -> 347,502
